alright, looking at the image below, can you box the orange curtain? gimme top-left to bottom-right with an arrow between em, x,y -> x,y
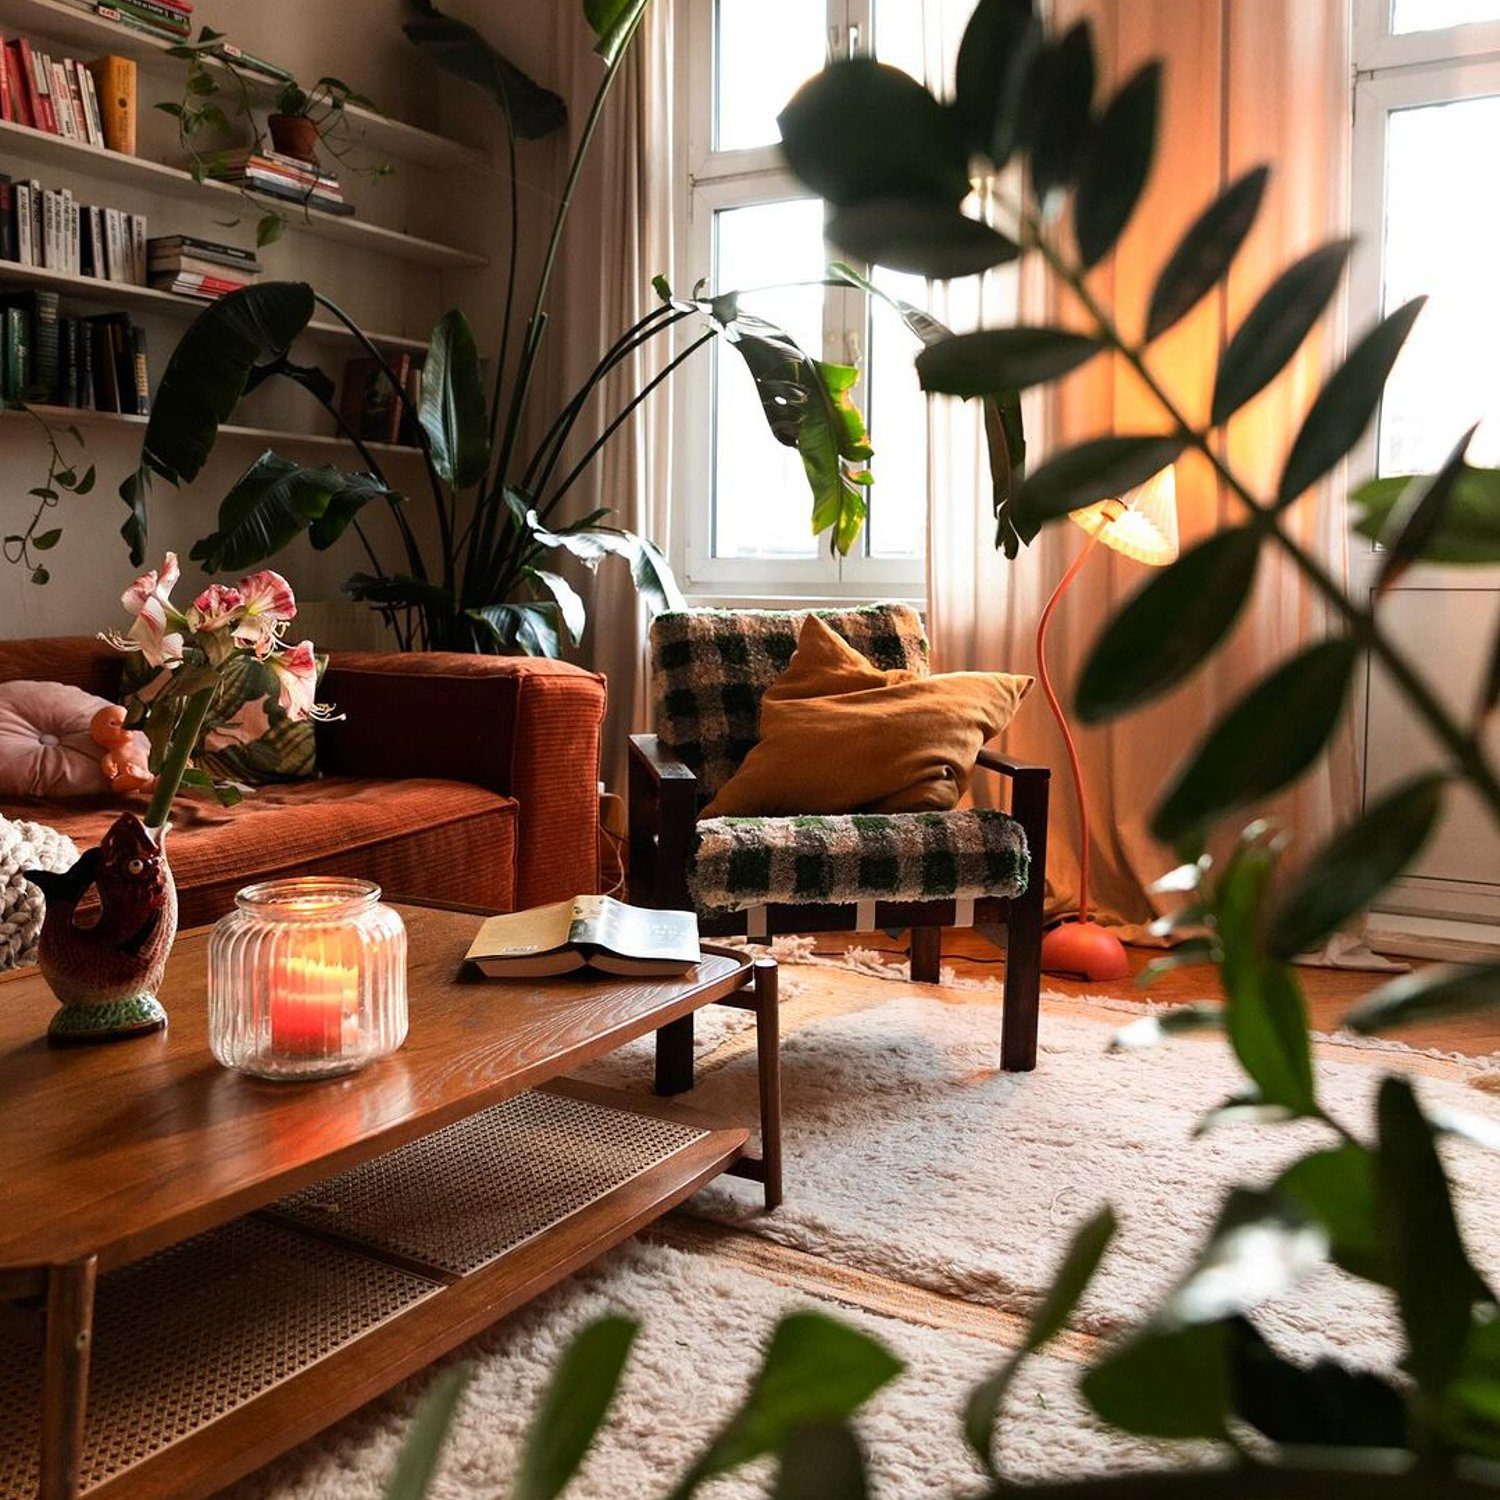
930,0 -> 1359,937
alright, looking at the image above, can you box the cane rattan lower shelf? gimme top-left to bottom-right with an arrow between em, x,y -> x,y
0,1080 -> 745,1500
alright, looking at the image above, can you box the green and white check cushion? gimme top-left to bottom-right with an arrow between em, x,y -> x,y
688,809 -> 1029,913
651,604 -> 929,800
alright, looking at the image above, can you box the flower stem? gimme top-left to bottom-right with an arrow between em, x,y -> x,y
145,686 -> 215,832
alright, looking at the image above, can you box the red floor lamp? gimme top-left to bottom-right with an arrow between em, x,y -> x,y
1035,465 -> 1180,981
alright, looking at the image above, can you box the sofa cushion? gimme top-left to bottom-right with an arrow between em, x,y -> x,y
688,809 -> 1029,914
4,777 -> 517,930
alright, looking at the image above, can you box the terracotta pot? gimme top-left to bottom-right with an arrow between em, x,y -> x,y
28,813 -> 177,1044
268,113 -> 320,166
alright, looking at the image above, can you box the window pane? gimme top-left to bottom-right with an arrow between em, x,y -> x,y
1391,0 -> 1500,33
1377,94 -> 1500,475
712,198 -> 826,560
715,0 -> 826,151
864,268 -> 928,560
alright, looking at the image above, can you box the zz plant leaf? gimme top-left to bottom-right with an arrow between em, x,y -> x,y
1072,62 -> 1161,269
827,202 -> 1019,280
1014,435 -> 1185,527
915,328 -> 1100,397
954,0 -> 1042,164
1022,21 -> 1096,204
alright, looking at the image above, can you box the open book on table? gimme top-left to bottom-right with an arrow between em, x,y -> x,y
464,895 -> 701,979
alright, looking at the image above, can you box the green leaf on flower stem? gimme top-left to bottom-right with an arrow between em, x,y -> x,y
827,201 -> 1019,280
1151,639 -> 1360,844
965,1208 -> 1115,1475
1212,240 -> 1353,425
1351,465 -> 1500,565
31,528 -> 61,550
1375,425 -> 1479,594
1344,961 -> 1500,1036
772,1425 -> 868,1500
1377,1077 -> 1493,1399
1076,528 -> 1261,723
778,59 -> 971,210
1275,1144 -> 1385,1284
915,328 -> 1100,398
1145,166 -> 1269,342
513,1317 -> 637,1500
1264,773 -> 1446,960
1073,62 -> 1161,270
954,0 -> 1041,164
382,1364 -> 470,1500
1014,434 -> 1185,527
1277,298 -> 1426,508
420,309 -> 491,489
1023,21 -> 1096,204
673,1313 -> 902,1497
526,568 -> 586,646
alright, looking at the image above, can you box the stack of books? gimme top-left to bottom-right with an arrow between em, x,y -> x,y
0,174 -> 147,284
0,288 -> 150,416
0,37 -> 108,145
340,351 -> 426,447
209,148 -> 353,216
147,235 -> 259,300
93,0 -> 192,44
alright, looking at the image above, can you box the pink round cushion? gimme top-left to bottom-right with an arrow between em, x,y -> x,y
0,681 -> 150,797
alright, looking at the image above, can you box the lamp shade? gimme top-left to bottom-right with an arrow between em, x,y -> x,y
1069,464 -> 1180,567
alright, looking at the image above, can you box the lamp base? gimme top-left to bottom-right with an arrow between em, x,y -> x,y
1041,920 -> 1132,982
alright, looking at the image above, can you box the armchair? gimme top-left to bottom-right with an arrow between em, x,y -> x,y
629,605 -> 1050,1079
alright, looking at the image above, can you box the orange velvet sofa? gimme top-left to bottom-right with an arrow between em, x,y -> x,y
0,637 -> 607,929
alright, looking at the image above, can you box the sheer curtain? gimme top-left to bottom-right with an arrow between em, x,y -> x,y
929,0 -> 1358,937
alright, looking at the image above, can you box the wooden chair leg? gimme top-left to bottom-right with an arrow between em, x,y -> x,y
41,1256 -> 96,1500
751,957 -> 782,1209
910,925 -> 942,984
654,1013 -> 695,1095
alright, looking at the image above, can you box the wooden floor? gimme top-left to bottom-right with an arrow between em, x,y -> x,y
839,928 -> 1499,1060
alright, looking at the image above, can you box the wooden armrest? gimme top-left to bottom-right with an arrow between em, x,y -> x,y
976,747 -> 1051,781
629,734 -> 699,788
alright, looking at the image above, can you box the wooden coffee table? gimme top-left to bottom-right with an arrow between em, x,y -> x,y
0,901 -> 779,1500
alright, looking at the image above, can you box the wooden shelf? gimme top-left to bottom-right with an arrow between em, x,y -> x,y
13,403 -> 429,458
0,0 -> 491,169
0,116 -> 488,269
0,259 -> 430,352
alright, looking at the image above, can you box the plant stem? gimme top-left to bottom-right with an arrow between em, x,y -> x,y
1027,222 -> 1500,822
144,686 -> 215,831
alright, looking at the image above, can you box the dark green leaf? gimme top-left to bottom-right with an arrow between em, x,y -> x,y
1228,1318 -> 1408,1449
1023,21 -> 1096,203
1152,639 -> 1360,843
1081,1322 -> 1233,1440
531,515 -> 685,613
583,0 -> 650,67
308,472 -> 392,551
1376,1077 -> 1493,1398
954,0 -> 1041,163
421,310 -> 491,489
827,202 -> 1019,279
514,1317 -> 637,1500
1376,425 -> 1480,594
1277,298 -> 1426,508
1351,465 -> 1500,565
629,535 -> 686,613
344,572 -> 456,611
965,1208 -> 1116,1475
1212,240 -> 1353,425
673,1313 -> 902,1497
31,528 -> 61,550
1145,167 -> 1269,342
1265,774 -> 1446,959
1345,961 -> 1500,1036
772,1424 -> 868,1500
1110,1005 -> 1223,1050
383,1365 -> 469,1500
29,565 -> 48,585
256,213 -> 285,248
468,601 -> 563,658
404,0 -> 567,137
1073,62 -> 1161,270
1483,626 -> 1500,719
1076,528 -> 1261,723
1015,435 -> 1185,526
1443,1310 -> 1500,1458
915,328 -> 1100,397
72,464 -> 96,495
1274,1145 -> 1385,1283
528,568 -> 586,646
778,59 -> 970,209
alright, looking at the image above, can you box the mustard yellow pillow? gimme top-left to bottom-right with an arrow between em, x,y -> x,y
700,616 -> 1032,818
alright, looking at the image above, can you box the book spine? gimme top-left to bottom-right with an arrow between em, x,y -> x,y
113,0 -> 193,27
77,316 -> 94,409
33,289 -> 59,402
16,40 -> 45,133
64,60 -> 92,147
2,44 -> 25,128
28,181 -> 42,269
130,323 -> 149,415
30,46 -> 57,134
0,177 -> 14,263
15,181 -> 30,266
90,205 -> 105,278
64,189 -> 77,275
41,188 -> 55,270
3,306 -> 21,400
0,35 -> 10,124
94,5 -> 189,42
48,60 -> 76,139
79,64 -> 103,146
86,55 -> 135,155
10,305 -> 30,399
129,212 -> 146,285
105,208 -> 123,283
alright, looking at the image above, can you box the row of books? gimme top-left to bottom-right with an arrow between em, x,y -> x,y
211,148 -> 352,218
93,0 -> 191,45
1,289 -> 149,415
147,233 -> 260,301
340,351 -> 426,447
0,39 -> 134,155
0,175 -> 147,283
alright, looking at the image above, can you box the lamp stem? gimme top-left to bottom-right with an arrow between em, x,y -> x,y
1035,529 -> 1103,924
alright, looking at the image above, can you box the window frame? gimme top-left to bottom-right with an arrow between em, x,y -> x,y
1353,0 -> 1500,72
670,0 -> 927,605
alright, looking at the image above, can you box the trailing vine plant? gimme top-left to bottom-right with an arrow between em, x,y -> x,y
1,406 -> 93,585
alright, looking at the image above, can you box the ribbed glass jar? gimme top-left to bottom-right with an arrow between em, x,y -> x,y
208,878 -> 408,1080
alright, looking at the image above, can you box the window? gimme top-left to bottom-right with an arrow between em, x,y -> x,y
674,0 -> 965,600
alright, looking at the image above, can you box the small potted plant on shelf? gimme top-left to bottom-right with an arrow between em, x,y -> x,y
268,77 -> 374,166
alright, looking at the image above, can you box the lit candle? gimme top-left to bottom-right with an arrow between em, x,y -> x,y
270,949 -> 359,1058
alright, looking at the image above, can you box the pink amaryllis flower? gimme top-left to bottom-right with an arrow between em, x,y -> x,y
189,583 -> 245,633
233,570 -> 298,655
115,553 -> 185,667
266,641 -> 332,723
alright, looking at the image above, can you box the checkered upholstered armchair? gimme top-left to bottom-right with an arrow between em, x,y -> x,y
629,604 -> 1050,1078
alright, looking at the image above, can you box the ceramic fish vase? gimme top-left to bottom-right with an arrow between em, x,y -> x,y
26,812 -> 178,1044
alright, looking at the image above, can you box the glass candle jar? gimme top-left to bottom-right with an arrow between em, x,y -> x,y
208,878 -> 408,1080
